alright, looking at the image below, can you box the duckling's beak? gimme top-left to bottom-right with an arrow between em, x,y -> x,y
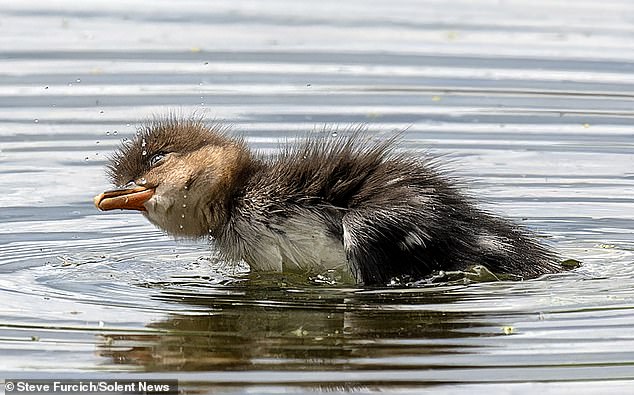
93,184 -> 155,212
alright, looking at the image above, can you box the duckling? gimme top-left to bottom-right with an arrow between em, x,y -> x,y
94,118 -> 559,285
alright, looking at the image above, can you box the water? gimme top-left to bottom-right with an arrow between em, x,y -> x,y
1,1 -> 634,394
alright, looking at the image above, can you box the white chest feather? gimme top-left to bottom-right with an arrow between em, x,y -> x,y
232,212 -> 351,278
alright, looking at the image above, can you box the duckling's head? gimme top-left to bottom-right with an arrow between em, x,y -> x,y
94,118 -> 252,238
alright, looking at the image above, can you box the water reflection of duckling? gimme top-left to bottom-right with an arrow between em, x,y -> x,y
94,118 -> 560,285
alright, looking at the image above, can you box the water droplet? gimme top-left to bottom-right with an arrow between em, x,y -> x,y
183,194 -> 187,199
181,214 -> 185,218
141,138 -> 147,147
331,131 -> 338,137
106,131 -> 110,135
95,140 -> 100,144
179,225 -> 184,229
44,86 -> 49,89
182,204 -> 187,208
99,110 -> 104,114
126,123 -> 131,127
76,78 -> 81,83
138,178 -> 147,185
122,137 -> 128,142
84,157 -> 89,161
34,119 -> 39,123
184,185 -> 188,190
142,150 -> 147,156
113,130 -> 118,135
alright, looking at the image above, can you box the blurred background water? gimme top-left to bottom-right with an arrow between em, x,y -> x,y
1,1 -> 633,394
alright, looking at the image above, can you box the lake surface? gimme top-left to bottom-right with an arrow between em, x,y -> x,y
1,1 -> 633,394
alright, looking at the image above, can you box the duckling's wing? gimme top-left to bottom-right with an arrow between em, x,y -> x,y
342,206 -> 442,285
342,204 -> 560,285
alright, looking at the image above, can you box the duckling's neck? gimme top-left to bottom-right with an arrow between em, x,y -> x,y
206,158 -> 262,235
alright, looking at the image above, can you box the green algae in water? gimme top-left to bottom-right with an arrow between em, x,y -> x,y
561,258 -> 582,269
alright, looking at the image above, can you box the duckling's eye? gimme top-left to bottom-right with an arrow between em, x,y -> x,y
149,152 -> 166,167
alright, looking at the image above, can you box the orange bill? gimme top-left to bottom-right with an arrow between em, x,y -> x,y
94,185 -> 154,212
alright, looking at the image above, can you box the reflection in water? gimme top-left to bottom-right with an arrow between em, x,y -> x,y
97,283 -> 478,372
88,264 -> 634,387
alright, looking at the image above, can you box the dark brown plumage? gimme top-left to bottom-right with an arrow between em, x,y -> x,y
95,118 -> 561,285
